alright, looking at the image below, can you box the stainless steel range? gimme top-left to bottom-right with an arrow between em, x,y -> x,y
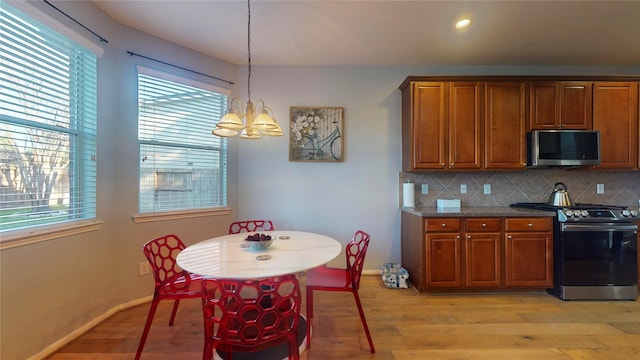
511,202 -> 639,301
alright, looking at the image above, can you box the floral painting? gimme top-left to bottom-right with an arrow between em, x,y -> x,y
289,107 -> 344,162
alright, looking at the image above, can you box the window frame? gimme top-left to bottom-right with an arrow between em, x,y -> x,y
0,1 -> 100,243
134,66 -> 230,220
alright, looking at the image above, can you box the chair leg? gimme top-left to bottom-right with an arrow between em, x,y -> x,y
305,288 -> 313,349
352,290 -> 375,353
169,299 -> 180,325
135,297 -> 160,360
289,333 -> 300,360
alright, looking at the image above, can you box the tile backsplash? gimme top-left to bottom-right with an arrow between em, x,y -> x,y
400,169 -> 640,208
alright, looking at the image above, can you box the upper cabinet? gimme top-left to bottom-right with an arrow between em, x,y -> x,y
401,81 -> 482,170
400,76 -> 639,172
484,82 -> 527,169
592,82 -> 639,169
529,82 -> 592,130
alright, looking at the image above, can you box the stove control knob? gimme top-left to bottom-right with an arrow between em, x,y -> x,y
630,210 -> 639,217
565,210 -> 573,217
580,210 -> 589,217
621,209 -> 631,217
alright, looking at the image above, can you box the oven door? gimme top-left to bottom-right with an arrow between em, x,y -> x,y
559,223 -> 638,286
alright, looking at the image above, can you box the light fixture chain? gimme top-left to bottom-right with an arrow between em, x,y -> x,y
247,0 -> 251,102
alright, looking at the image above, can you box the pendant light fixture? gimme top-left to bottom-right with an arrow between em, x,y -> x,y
212,0 -> 283,139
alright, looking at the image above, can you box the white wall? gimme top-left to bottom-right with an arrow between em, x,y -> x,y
234,66 -> 408,268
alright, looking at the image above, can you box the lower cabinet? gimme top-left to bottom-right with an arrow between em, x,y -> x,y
401,212 -> 553,292
504,218 -> 554,287
465,218 -> 502,287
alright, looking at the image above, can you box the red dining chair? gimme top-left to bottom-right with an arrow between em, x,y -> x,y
305,230 -> 375,353
135,234 -> 204,360
228,219 -> 275,234
201,274 -> 302,360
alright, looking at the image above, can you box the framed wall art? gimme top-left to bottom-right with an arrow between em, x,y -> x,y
289,106 -> 344,162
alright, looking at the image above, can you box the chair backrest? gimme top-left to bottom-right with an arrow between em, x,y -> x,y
142,234 -> 186,288
201,274 -> 301,348
228,220 -> 275,234
345,230 -> 370,290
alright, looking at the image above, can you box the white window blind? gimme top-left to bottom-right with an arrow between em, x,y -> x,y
137,71 -> 228,213
0,3 -> 97,233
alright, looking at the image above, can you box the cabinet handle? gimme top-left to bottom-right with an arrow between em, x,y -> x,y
441,223 -> 447,227
508,235 -> 513,239
467,235 -> 472,239
456,235 -> 461,239
441,163 -> 446,167
451,163 -> 455,167
482,223 -> 487,227
528,223 -> 533,227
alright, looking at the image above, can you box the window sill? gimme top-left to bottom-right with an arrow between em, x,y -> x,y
132,207 -> 231,223
0,220 -> 104,250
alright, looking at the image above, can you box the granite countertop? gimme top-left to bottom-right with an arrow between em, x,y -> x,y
402,206 -> 556,218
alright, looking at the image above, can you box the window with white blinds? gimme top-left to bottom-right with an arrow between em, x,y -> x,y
0,4 -> 97,233
137,70 -> 228,213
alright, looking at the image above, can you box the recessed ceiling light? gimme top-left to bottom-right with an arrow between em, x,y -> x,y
455,18 -> 471,30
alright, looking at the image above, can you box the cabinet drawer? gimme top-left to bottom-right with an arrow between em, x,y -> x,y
466,218 -> 502,232
425,218 -> 461,232
505,218 -> 552,232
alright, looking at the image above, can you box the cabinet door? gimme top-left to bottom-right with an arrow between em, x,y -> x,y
449,82 -> 482,169
529,82 -> 592,130
504,232 -> 553,287
426,233 -> 461,287
465,233 -> 501,287
593,82 -> 639,169
484,82 -> 526,169
560,82 -> 592,129
409,82 -> 447,169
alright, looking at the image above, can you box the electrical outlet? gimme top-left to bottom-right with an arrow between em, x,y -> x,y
460,184 -> 467,194
596,184 -> 604,194
139,262 -> 150,276
484,184 -> 491,195
421,184 -> 428,194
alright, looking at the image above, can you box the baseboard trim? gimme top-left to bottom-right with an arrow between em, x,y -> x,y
27,295 -> 153,360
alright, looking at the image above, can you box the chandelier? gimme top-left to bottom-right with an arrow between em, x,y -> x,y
212,0 -> 283,139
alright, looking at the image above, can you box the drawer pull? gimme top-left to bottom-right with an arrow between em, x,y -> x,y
528,223 -> 533,227
508,235 -> 513,239
467,235 -> 472,239
482,223 -> 487,227
441,223 -> 447,227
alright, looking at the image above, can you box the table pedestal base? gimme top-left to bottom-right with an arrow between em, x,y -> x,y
214,315 -> 307,360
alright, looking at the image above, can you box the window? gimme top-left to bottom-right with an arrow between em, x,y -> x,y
137,68 -> 228,213
0,4 -> 97,233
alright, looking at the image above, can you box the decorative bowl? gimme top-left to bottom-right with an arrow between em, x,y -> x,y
243,233 -> 273,250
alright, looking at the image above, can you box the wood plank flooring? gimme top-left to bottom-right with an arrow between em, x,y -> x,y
46,275 -> 640,360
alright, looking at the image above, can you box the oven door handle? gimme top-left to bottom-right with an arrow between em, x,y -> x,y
561,223 -> 638,232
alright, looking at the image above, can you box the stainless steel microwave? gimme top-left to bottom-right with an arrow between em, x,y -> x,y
527,130 -> 601,167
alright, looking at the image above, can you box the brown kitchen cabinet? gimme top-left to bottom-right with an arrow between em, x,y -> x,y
592,82 -> 639,169
464,218 -> 502,287
425,218 -> 462,287
401,81 -> 482,171
484,82 -> 527,169
528,82 -> 592,130
504,218 -> 553,287
401,213 -> 552,292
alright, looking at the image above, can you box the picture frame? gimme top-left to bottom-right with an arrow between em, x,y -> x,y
289,106 -> 344,162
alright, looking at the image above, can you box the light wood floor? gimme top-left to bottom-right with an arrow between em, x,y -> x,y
47,275 -> 640,360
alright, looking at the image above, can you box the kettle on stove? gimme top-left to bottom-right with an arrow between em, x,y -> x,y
547,182 -> 575,207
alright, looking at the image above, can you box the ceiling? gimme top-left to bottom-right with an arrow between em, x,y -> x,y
92,0 -> 640,66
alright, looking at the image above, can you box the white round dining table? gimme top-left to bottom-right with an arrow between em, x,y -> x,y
176,230 -> 343,278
